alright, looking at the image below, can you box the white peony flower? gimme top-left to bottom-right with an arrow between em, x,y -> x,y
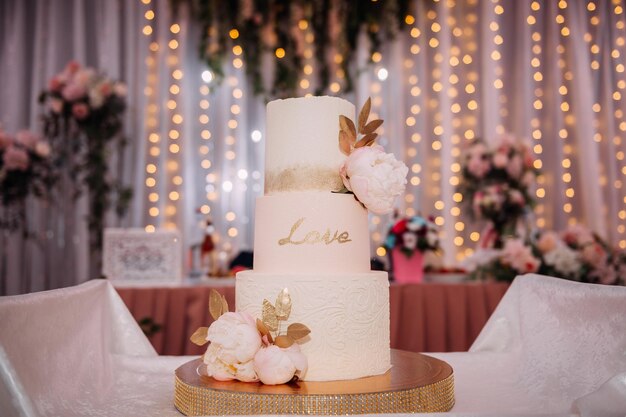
207,311 -> 263,365
253,344 -> 308,385
543,244 -> 582,277
339,145 -> 408,214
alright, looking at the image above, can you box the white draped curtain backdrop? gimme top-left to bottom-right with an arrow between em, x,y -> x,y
1,0 -> 625,294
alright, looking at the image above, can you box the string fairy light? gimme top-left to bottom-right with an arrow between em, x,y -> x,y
609,0 -> 626,248
164,22 -> 184,231
198,70 -> 213,219
141,0 -> 158,233
459,0 -> 480,259
298,19 -> 315,96
528,0 -> 546,229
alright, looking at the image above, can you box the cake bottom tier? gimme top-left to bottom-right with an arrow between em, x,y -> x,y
236,270 -> 391,382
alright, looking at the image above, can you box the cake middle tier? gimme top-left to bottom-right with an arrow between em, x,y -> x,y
253,192 -> 371,273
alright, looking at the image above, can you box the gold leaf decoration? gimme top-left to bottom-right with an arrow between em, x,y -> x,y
361,119 -> 384,135
209,289 -> 224,320
256,318 -> 274,344
190,327 -> 209,346
355,133 -> 378,148
339,115 -> 357,140
262,299 -> 278,331
286,323 -> 311,340
274,335 -> 295,348
274,288 -> 292,320
339,131 -> 352,156
221,294 -> 229,314
357,97 -> 372,134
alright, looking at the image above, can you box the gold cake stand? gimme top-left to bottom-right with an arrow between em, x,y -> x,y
174,349 -> 454,415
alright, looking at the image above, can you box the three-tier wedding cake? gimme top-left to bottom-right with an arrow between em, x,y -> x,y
236,96 -> 391,381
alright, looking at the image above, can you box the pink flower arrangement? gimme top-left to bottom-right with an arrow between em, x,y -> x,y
39,61 -> 126,124
468,225 -> 625,285
384,215 -> 440,258
38,61 -> 130,253
458,134 -> 539,247
0,126 -> 53,229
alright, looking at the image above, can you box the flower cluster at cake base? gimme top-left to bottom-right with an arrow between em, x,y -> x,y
191,289 -> 310,385
335,98 -> 408,215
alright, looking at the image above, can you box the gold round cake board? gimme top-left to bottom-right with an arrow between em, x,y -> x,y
174,349 -> 455,415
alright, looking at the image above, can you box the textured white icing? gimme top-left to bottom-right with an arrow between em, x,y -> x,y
265,96 -> 354,194
236,271 -> 391,381
253,191 -> 371,273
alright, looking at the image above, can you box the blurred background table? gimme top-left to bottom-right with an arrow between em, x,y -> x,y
115,279 -> 508,355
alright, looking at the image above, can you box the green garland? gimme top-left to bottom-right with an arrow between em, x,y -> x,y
175,0 -> 410,98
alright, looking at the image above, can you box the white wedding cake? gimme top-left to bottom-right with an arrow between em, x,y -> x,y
236,96 -> 391,381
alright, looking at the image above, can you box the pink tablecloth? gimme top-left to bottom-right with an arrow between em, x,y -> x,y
116,282 -> 509,356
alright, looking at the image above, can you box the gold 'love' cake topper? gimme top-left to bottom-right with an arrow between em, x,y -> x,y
278,217 -> 351,246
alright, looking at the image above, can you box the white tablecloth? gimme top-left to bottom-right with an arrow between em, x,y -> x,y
0,275 -> 625,417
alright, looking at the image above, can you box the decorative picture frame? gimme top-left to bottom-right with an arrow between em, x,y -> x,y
102,228 -> 182,282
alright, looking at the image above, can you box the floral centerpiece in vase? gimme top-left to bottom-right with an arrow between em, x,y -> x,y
38,61 -> 132,274
0,127 -> 53,231
384,215 -> 440,284
458,134 -> 539,248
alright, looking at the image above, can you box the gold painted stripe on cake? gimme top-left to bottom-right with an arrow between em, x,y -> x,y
264,166 -> 344,194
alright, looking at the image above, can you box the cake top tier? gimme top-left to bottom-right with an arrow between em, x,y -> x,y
264,96 -> 354,194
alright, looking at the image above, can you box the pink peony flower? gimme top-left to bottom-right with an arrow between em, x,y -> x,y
0,129 -> 12,149
99,81 -> 112,97
35,141 -> 51,158
562,224 -> 595,247
506,154 -> 523,180
48,76 -> 63,92
72,103 -> 90,120
339,145 -> 408,214
253,344 -> 308,385
500,239 -> 540,274
492,151 -> 508,169
73,68 -> 95,88
15,130 -> 40,150
65,60 -> 81,75
113,82 -> 127,97
3,145 -> 29,171
62,82 -> 87,102
581,242 -> 607,268
50,98 -> 64,114
536,231 -> 559,254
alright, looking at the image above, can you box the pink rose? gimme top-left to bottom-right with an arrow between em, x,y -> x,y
73,68 -> 95,88
500,239 -> 540,274
65,60 -> 81,74
340,145 -> 408,214
35,141 -> 51,158
506,155 -> 523,180
3,146 -> 29,171
536,231 -> 558,254
0,129 -> 12,149
492,151 -> 508,169
113,82 -> 127,97
48,76 -> 63,92
99,81 -> 112,97
562,225 -> 594,247
581,243 -> 607,268
50,98 -> 64,114
253,344 -> 308,385
72,103 -> 89,120
62,83 -> 86,101
508,189 -> 525,206
15,130 -> 40,150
